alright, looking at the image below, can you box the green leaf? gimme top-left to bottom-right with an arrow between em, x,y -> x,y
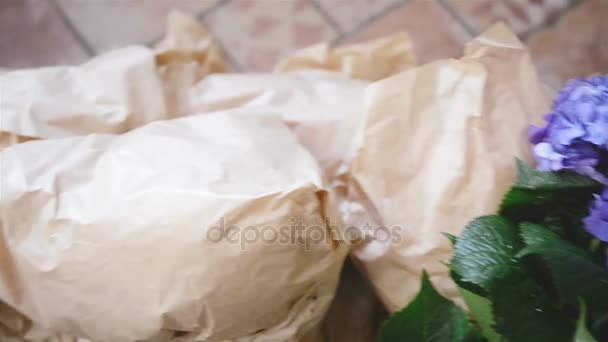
518,223 -> 608,316
591,312 -> 608,341
451,269 -> 487,299
380,272 -> 481,342
499,160 -> 601,247
575,301 -> 598,342
443,233 -> 458,245
491,271 -> 572,342
517,223 -> 591,260
450,216 -> 522,290
459,287 -> 503,342
511,159 -> 600,191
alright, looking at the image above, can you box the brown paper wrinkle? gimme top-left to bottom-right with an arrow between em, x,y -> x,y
275,32 -> 417,81
155,11 -> 228,74
0,46 -> 166,144
154,11 -> 230,119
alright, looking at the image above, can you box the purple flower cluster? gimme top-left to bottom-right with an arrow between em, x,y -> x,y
530,75 -> 608,244
530,75 -> 608,183
584,188 -> 608,243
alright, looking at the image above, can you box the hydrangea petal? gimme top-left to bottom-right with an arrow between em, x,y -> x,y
533,143 -> 565,171
530,75 -> 608,182
584,214 -> 608,242
586,121 -> 608,145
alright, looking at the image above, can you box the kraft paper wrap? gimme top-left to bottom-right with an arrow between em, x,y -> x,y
0,11 -> 416,342
180,33 -> 416,342
0,113 -> 347,341
348,23 -> 551,312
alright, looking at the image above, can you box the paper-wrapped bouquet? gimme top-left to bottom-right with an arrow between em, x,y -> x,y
1,11 -> 606,342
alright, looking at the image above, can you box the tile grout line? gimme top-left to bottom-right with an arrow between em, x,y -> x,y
201,20 -> 245,72
436,0 -> 477,37
333,0 -> 410,45
521,0 -> 584,42
196,0 -> 231,21
48,0 -> 96,56
197,0 -> 245,72
310,0 -> 344,36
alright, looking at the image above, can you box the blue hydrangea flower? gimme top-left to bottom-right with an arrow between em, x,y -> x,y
583,187 -> 608,242
530,75 -> 608,183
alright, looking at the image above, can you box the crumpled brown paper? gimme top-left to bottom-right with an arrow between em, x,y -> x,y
0,112 -> 347,342
0,11 -> 419,341
275,32 -> 416,81
347,23 -> 551,311
0,11 -> 227,145
0,46 -> 165,139
184,33 -> 417,188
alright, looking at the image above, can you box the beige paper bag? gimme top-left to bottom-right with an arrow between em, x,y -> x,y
348,23 -> 551,311
0,112 -> 347,341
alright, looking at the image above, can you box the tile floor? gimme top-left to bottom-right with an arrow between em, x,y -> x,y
1,0 -> 606,88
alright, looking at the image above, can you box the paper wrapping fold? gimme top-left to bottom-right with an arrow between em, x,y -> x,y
155,11 -> 230,118
275,32 -> 416,81
155,11 -> 228,74
348,23 -> 551,311
0,133 -> 36,151
0,112 -> 347,341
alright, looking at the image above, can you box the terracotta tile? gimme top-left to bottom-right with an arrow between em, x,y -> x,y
0,0 -> 88,68
444,0 -> 571,35
57,0 -> 218,53
527,0 -> 608,89
315,0 -> 402,32
205,0 -> 337,71
343,0 -> 471,63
